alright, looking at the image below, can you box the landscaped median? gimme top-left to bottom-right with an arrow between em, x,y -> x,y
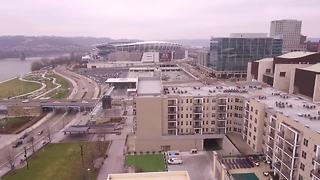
0,78 -> 42,99
3,142 -> 109,180
125,154 -> 166,172
45,73 -> 71,99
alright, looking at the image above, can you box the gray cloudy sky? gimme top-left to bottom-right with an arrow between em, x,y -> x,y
0,0 -> 319,40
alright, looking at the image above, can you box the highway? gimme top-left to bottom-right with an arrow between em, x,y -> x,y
54,66 -> 100,99
0,112 -> 78,176
0,65 -> 101,177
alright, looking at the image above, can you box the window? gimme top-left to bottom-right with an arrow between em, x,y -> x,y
253,136 -> 256,140
280,72 -> 286,77
266,68 -> 271,74
186,99 -> 188,103
303,139 -> 309,147
254,127 -> 257,132
211,121 -> 215,125
300,163 -> 305,171
314,145 -> 318,152
302,151 -> 307,159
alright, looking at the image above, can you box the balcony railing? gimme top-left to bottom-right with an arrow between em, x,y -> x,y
193,101 -> 203,105
168,117 -> 177,121
278,131 -> 285,138
217,109 -> 226,112
274,162 -> 281,170
168,110 -> 177,114
267,141 -> 274,148
217,123 -> 226,127
168,125 -> 177,129
193,124 -> 201,128
217,117 -> 226,121
218,101 -> 227,105
312,169 -> 320,180
168,101 -> 177,106
313,157 -> 320,165
269,121 -> 276,128
282,170 -> 290,180
193,109 -> 203,113
193,116 -> 202,121
275,152 -> 282,160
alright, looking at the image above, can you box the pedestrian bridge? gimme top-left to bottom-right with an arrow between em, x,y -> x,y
0,99 -> 99,111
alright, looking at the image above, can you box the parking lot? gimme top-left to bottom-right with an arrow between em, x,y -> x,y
167,151 -> 214,180
77,68 -> 128,84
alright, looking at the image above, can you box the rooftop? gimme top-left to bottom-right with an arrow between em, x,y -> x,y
298,63 -> 320,73
107,171 -> 190,180
256,58 -> 273,62
137,77 -> 162,96
161,83 -> 320,133
105,78 -> 138,83
278,51 -> 317,59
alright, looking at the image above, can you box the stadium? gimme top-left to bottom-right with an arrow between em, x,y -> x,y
90,41 -> 186,63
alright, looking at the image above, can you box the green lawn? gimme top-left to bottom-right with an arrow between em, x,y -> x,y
0,117 -> 35,134
125,154 -> 165,172
46,74 -> 71,99
0,78 -> 42,99
3,142 -> 109,180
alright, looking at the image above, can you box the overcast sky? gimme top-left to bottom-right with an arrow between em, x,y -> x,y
0,0 -> 319,40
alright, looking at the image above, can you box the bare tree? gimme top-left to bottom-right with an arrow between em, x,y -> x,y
28,136 -> 35,153
45,125 -> 52,143
4,148 -> 16,170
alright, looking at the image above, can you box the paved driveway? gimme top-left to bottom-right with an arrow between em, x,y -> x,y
168,151 -> 215,180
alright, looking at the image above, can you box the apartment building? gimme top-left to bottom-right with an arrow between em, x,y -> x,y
132,76 -> 320,180
270,19 -> 306,53
244,89 -> 320,180
132,77 -> 248,153
247,51 -> 320,102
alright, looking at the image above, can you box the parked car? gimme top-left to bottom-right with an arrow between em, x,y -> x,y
190,149 -> 198,154
20,133 -> 28,139
263,172 -> 269,176
12,140 -> 23,148
167,158 -> 183,165
42,140 -> 48,145
38,130 -> 44,135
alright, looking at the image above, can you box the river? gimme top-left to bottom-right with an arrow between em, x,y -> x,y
0,58 -> 40,82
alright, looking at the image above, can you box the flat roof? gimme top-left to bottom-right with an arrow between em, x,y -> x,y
137,77 -> 162,96
278,51 -> 317,59
255,58 -> 273,62
298,63 -> 320,73
162,83 -> 320,133
106,78 -> 138,83
107,171 -> 190,180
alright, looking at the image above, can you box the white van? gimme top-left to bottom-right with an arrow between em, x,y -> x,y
167,158 -> 183,165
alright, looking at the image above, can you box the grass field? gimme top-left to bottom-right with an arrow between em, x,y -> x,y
0,117 -> 38,134
3,142 -> 109,180
125,154 -> 165,172
46,74 -> 71,99
0,78 -> 42,99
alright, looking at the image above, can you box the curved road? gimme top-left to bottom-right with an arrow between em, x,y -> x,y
54,66 -> 100,99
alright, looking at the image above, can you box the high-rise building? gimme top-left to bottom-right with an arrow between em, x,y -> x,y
209,33 -> 282,78
270,19 -> 306,53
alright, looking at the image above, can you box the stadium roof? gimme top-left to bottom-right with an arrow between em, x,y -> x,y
279,51 -> 317,59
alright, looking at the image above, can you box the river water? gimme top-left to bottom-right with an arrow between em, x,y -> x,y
0,58 -> 40,82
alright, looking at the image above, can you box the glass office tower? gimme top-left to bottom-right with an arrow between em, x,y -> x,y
209,37 -> 283,72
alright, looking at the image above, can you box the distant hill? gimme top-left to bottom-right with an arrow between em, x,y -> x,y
0,36 -> 114,59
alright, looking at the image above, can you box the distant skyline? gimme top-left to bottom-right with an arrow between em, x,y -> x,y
0,0 -> 319,40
